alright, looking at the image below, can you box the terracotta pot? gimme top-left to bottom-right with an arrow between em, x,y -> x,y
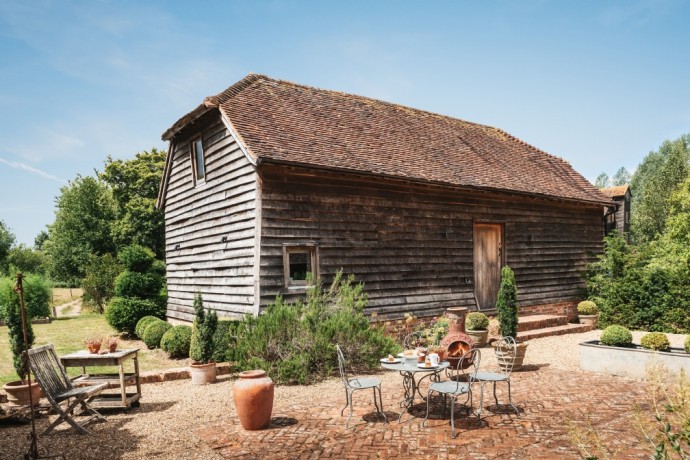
3,380 -> 42,407
465,329 -> 488,347
190,362 -> 217,385
233,370 -> 274,430
87,344 -> 101,354
493,341 -> 529,371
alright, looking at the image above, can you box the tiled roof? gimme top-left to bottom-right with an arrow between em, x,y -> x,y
599,185 -> 630,198
164,74 -> 611,205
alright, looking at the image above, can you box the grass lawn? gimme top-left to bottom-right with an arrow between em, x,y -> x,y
0,313 -> 189,385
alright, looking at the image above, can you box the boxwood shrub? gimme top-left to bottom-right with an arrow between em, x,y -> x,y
466,312 -> 489,331
161,325 -> 193,358
118,244 -> 155,273
640,332 -> 670,351
142,320 -> 172,349
577,300 -> 598,316
136,315 -> 161,338
600,325 -> 633,347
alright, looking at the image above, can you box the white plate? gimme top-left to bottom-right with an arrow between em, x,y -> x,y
380,358 -> 402,364
417,363 -> 438,369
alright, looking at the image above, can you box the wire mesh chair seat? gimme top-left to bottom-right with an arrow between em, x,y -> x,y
28,344 -> 108,435
423,348 -> 481,438
336,345 -> 387,429
475,336 -> 519,415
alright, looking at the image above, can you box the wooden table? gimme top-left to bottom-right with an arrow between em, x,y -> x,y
60,348 -> 141,409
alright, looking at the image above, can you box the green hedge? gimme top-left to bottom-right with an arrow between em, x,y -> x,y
0,274 -> 52,320
105,297 -> 165,334
142,320 -> 172,349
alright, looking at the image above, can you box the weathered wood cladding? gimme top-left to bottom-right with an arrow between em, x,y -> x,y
258,165 -> 604,319
163,112 -> 257,322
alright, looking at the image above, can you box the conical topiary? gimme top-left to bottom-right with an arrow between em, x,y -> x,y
496,266 -> 518,339
189,292 -> 218,364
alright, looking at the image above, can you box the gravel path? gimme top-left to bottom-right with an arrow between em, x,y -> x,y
1,329 -> 687,459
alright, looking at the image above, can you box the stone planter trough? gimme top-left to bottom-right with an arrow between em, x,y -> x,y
579,340 -> 690,379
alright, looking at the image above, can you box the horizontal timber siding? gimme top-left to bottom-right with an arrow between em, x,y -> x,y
258,165 -> 604,320
163,112 -> 257,322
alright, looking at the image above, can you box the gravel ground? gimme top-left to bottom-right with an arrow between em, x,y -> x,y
0,329 -> 687,460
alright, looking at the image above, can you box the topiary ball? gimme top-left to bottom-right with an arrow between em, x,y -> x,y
640,332 -> 670,351
117,244 -> 155,273
142,320 -> 172,349
600,325 -> 633,347
136,315 -> 161,338
114,272 -> 163,299
577,300 -> 598,316
105,297 -> 166,335
161,325 -> 193,359
466,312 -> 489,331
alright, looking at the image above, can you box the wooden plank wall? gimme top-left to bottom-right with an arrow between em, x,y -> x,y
259,165 -> 604,320
163,112 -> 257,322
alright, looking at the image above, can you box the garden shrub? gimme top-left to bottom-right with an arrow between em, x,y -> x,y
81,253 -> 123,314
212,320 -> 238,363
142,320 -> 172,349
685,335 -> 690,354
232,271 -> 399,385
640,332 -> 670,351
189,293 -> 218,364
577,301 -> 598,316
161,325 -> 193,359
136,315 -> 162,338
496,266 -> 519,339
118,244 -> 155,272
0,274 -> 51,320
114,272 -> 162,299
2,276 -> 35,380
105,297 -> 165,335
600,325 -> 633,347
466,312 -> 489,330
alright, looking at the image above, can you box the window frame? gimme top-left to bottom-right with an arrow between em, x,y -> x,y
282,243 -> 319,289
190,137 -> 206,186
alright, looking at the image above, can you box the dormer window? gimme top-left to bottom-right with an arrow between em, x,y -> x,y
191,138 -> 206,184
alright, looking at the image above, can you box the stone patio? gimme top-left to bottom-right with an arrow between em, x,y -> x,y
197,366 -> 649,459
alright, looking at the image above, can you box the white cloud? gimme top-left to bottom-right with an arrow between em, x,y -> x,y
0,157 -> 66,183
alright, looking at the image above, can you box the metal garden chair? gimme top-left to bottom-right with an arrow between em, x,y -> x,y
475,336 -> 520,415
423,347 -> 481,438
403,331 -> 427,350
336,345 -> 387,429
28,344 -> 108,434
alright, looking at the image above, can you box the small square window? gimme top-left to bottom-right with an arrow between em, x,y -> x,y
283,245 -> 318,288
191,138 -> 206,184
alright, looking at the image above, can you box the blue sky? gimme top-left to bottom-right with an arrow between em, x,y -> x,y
1,0 -> 689,245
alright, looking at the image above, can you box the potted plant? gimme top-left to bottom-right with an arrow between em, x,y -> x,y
103,336 -> 118,353
2,275 -> 41,406
189,292 -> 218,385
84,336 -> 102,354
465,312 -> 489,347
577,300 -> 599,328
495,266 -> 528,371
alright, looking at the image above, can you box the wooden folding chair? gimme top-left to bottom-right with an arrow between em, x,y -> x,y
27,344 -> 108,434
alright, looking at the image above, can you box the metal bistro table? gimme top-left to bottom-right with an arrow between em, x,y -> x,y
381,360 -> 450,421
60,348 -> 141,409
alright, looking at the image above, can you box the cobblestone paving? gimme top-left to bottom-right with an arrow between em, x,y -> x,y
196,367 -> 649,459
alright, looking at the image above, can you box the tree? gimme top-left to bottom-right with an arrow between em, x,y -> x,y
81,253 -> 123,313
99,149 -> 166,258
0,220 -> 16,274
631,135 -> 690,243
594,172 -> 610,188
44,175 -> 117,284
34,230 -> 48,251
6,244 -> 47,275
611,167 -> 631,186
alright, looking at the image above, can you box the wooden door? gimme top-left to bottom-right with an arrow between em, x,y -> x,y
473,223 -> 503,310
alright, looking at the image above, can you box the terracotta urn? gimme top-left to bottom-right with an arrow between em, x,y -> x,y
233,370 -> 274,430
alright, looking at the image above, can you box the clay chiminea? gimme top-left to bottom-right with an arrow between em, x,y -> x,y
440,307 -> 475,369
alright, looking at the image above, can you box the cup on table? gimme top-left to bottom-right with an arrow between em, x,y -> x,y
428,353 -> 439,366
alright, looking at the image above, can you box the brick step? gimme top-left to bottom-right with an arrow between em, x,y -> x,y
517,322 -> 594,341
518,314 -> 569,332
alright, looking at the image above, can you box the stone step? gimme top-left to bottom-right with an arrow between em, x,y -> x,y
517,322 -> 594,341
517,314 -> 569,332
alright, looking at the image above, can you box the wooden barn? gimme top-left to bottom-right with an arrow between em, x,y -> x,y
157,74 -> 613,323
